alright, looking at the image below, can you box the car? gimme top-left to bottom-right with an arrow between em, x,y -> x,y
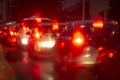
18,16 -> 52,49
95,23 -> 120,80
2,26 -> 19,49
54,20 -> 108,80
27,22 -> 58,61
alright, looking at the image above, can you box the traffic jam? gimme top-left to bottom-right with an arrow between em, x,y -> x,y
0,14 -> 120,80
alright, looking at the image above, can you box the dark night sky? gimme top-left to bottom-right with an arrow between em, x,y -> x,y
7,0 -> 120,22
8,0 -> 89,22
8,0 -> 63,22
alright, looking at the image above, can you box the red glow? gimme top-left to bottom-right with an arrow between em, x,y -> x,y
10,31 -> 14,36
72,31 -> 84,47
59,42 -> 65,48
33,65 -> 41,77
75,64 -> 84,67
109,52 -> 114,58
23,57 -> 28,63
23,26 -> 26,31
34,28 -> 42,39
0,31 -> 2,34
93,21 -> 104,28
8,68 -> 14,73
21,22 -> 29,31
36,18 -> 41,23
98,46 -> 104,51
52,19 -> 59,30
9,37 -> 17,42
35,33 -> 40,39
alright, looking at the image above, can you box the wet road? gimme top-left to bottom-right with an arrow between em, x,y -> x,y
4,49 -> 100,80
4,45 -> 119,80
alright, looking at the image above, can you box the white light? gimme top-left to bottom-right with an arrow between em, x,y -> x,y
38,40 -> 55,48
82,61 -> 95,64
21,38 -> 28,45
74,38 -> 83,44
80,25 -> 85,28
83,54 -> 90,58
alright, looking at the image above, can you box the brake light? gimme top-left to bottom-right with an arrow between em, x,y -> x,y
98,46 -> 104,51
36,18 -> 41,23
52,19 -> 59,31
14,32 -> 17,36
72,31 -> 84,47
21,22 -> 29,31
10,31 -> 14,36
34,32 -> 42,39
93,21 -> 104,28
23,27 -> 26,31
58,41 -> 66,48
0,30 -> 2,34
9,37 -> 17,42
35,33 -> 40,39
60,42 -> 65,47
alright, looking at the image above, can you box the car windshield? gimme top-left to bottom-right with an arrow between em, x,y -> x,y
38,24 -> 53,33
61,23 -> 94,37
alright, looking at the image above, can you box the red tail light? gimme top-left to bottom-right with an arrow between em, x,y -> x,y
23,27 -> 29,31
8,37 -> 17,42
58,41 -> 66,48
35,13 -> 41,23
34,32 -> 42,39
93,21 -> 104,28
72,31 -> 84,47
21,22 -> 29,31
52,19 -> 59,31
0,30 -> 2,35
10,31 -> 14,36
36,18 -> 41,23
35,32 -> 40,39
33,28 -> 42,39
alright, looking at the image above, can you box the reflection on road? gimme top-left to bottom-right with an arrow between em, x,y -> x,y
5,49 -> 100,80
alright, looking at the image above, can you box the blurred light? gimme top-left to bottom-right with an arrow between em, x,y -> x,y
61,42 -> 65,47
72,31 -> 84,46
112,21 -> 118,25
23,57 -> 28,63
52,19 -> 59,30
21,38 -> 28,45
10,31 -> 14,36
36,18 -> 41,23
9,37 -> 17,42
23,27 -> 26,31
35,33 -> 40,39
80,25 -> 85,28
74,38 -> 83,44
38,40 -> 55,48
85,47 -> 91,51
83,54 -> 90,58
98,46 -> 104,51
109,52 -> 114,58
81,61 -> 95,64
112,31 -> 115,35
0,31 -> 2,34
93,21 -> 103,28
13,32 -> 17,36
